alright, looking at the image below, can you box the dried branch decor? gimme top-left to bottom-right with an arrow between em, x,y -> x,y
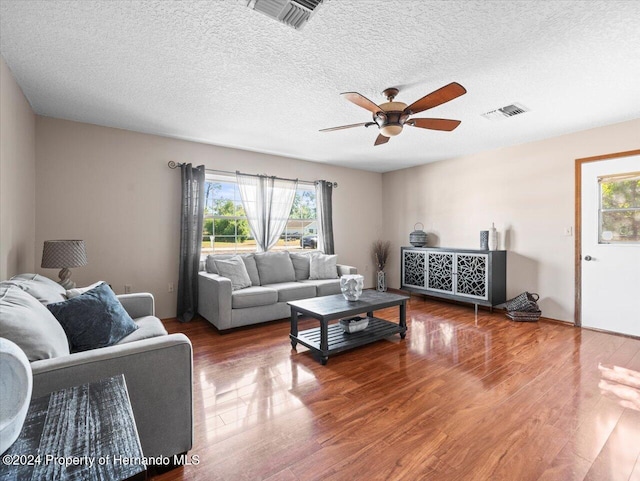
371,240 -> 391,271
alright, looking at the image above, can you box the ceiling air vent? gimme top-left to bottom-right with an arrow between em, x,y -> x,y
481,103 -> 529,121
245,0 -> 324,30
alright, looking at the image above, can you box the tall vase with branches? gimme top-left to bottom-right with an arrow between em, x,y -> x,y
371,240 -> 391,292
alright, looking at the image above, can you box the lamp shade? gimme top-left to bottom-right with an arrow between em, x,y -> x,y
41,240 -> 88,268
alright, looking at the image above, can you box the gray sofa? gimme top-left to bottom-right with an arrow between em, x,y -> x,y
0,274 -> 193,461
198,251 -> 357,330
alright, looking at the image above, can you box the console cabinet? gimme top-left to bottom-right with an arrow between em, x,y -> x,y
401,247 -> 506,309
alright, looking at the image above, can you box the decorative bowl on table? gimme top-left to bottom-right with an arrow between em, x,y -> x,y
340,274 -> 364,301
339,316 -> 369,334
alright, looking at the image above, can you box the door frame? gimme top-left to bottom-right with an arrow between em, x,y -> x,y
574,149 -> 640,327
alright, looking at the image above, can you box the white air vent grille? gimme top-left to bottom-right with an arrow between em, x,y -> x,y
481,103 -> 529,121
247,0 -> 323,30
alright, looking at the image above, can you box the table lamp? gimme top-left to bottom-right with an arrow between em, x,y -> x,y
41,240 -> 88,289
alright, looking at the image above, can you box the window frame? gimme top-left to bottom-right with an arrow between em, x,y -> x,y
598,171 -> 640,244
201,173 -> 317,255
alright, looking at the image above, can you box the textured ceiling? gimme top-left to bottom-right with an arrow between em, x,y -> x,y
1,0 -> 639,172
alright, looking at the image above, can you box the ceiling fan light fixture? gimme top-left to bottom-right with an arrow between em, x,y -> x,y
380,124 -> 403,137
379,101 -> 407,112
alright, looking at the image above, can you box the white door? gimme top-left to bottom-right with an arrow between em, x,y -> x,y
581,154 -> 640,336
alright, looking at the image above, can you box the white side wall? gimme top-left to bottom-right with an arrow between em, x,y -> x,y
35,117 -> 383,318
382,118 -> 640,322
0,56 -> 36,279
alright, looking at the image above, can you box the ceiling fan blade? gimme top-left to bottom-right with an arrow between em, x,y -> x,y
341,92 -> 384,114
408,118 -> 462,131
319,122 -> 372,132
405,82 -> 467,115
374,134 -> 390,146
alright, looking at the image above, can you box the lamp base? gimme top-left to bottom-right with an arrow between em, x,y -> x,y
57,268 -> 76,290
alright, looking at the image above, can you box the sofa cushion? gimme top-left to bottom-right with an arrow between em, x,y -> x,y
300,279 -> 342,297
254,252 -> 296,285
231,286 -> 278,309
116,316 -> 168,345
262,282 -> 316,303
309,253 -> 338,280
242,255 -> 261,286
0,285 -> 70,361
206,254 -> 233,273
289,252 -> 311,280
47,283 -> 138,353
8,273 -> 67,305
214,256 -> 252,291
206,254 -> 260,286
66,280 -> 104,299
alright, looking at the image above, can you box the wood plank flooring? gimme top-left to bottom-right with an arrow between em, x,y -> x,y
152,295 -> 640,481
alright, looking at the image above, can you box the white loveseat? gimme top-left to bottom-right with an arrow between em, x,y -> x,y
198,251 -> 357,330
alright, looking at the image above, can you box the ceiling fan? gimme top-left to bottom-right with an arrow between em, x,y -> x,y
320,82 -> 467,146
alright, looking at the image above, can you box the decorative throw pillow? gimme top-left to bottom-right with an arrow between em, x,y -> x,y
8,273 -> 67,305
206,255 -> 260,285
213,256 -> 252,291
66,281 -> 105,299
206,254 -> 233,274
241,255 -> 261,286
47,282 -> 138,353
0,285 -> 70,361
309,253 -> 338,280
254,252 -> 296,285
289,252 -> 311,280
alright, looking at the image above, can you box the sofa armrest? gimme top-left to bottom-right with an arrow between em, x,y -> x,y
337,264 -> 358,276
31,334 -> 193,459
117,292 -> 155,318
198,272 -> 233,330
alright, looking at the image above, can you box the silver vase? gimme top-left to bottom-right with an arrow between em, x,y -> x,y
377,270 -> 387,292
480,230 -> 489,250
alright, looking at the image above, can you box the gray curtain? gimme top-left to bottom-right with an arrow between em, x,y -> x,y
236,173 -> 298,252
177,163 -> 205,322
316,180 -> 335,255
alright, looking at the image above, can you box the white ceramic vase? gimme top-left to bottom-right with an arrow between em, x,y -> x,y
488,223 -> 498,250
340,274 -> 364,301
0,338 -> 33,454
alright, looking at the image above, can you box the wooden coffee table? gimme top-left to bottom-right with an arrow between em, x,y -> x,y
288,290 -> 409,365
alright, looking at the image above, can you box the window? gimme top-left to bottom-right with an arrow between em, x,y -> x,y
599,172 -> 640,244
202,174 -> 316,254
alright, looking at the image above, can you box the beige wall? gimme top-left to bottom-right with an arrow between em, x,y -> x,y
19,92 -> 639,322
35,117 -> 383,318
382,118 -> 640,322
0,56 -> 36,279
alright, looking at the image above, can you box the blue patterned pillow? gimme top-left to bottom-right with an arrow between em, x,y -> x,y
47,282 -> 138,352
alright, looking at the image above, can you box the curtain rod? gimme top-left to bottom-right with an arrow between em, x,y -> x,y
234,170 -> 300,184
167,161 -> 338,188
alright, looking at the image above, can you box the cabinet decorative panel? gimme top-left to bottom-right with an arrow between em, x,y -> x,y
427,252 -> 454,293
403,250 -> 426,288
456,254 -> 487,299
401,247 -> 507,309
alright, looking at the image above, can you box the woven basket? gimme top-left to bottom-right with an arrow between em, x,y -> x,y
504,292 -> 540,312
506,310 -> 541,322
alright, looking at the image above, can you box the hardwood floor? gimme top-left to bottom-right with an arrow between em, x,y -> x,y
152,295 -> 640,481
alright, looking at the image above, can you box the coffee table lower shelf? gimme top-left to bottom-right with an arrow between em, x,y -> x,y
290,317 -> 405,364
